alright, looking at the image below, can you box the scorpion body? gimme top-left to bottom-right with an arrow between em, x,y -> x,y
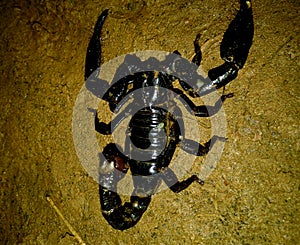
84,0 -> 254,230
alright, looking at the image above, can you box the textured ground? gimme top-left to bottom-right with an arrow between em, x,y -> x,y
0,0 -> 299,244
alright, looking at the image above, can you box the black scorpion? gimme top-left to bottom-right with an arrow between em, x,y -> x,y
84,0 -> 254,230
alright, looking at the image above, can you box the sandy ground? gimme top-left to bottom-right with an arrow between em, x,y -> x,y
0,0 -> 299,244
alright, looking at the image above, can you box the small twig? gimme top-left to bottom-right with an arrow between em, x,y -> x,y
46,196 -> 86,245
269,36 -> 293,61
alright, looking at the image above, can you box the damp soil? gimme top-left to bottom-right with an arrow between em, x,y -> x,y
0,0 -> 299,244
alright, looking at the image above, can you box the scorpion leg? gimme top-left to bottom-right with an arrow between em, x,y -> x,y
163,167 -> 204,193
180,135 -> 226,156
199,0 -> 254,95
192,33 -> 202,66
172,87 -> 233,117
95,103 -> 133,135
162,135 -> 226,191
192,93 -> 234,117
176,33 -> 203,96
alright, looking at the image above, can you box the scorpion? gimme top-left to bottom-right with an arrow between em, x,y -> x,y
84,0 -> 254,230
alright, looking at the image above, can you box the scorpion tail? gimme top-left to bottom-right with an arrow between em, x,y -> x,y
100,188 -> 151,230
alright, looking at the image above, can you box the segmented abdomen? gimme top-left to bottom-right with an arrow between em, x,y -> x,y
128,106 -> 178,162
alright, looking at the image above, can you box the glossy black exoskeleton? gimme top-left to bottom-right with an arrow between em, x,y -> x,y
84,0 -> 254,230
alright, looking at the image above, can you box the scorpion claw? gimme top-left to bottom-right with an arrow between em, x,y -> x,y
220,0 -> 254,69
198,0 -> 254,95
85,9 -> 109,80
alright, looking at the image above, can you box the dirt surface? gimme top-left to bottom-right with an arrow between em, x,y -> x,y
0,0 -> 299,244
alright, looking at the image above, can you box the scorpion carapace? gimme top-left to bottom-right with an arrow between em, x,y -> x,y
84,0 -> 254,230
